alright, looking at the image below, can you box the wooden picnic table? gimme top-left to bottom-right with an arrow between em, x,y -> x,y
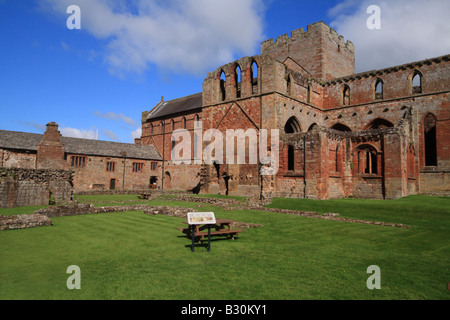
179,219 -> 243,243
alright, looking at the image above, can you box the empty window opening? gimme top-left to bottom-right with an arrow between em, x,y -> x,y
183,117 -> 187,129
364,150 -> 378,174
287,145 -> 295,171
235,65 -> 242,98
375,79 -> 383,100
251,61 -> 258,93
412,72 -> 422,94
285,117 -> 301,134
424,114 -> 437,166
307,84 -> 312,104
220,71 -> 226,101
286,75 -> 292,96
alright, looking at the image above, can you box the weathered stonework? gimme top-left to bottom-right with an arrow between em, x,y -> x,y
140,21 -> 449,200
0,123 -> 162,195
0,214 -> 52,231
0,167 -> 73,208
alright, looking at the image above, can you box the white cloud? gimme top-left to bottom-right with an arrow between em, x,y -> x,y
329,0 -> 450,72
21,121 -> 46,132
131,127 -> 142,141
94,111 -> 138,127
60,127 -> 98,139
39,0 -> 265,76
101,129 -> 120,141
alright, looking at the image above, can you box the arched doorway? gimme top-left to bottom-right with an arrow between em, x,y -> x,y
164,171 -> 171,189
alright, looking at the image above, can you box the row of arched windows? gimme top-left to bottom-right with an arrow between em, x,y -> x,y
150,114 -> 200,134
283,116 -> 394,134
219,61 -> 259,101
283,112 -> 438,174
339,70 -> 423,106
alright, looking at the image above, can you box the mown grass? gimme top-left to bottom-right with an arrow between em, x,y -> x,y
0,195 -> 448,300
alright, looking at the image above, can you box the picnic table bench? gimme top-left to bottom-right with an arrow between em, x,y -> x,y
178,219 -> 243,243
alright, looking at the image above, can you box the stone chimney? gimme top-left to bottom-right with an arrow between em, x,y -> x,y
36,122 -> 66,169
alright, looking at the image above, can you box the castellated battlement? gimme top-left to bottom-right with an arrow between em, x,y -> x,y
261,21 -> 354,54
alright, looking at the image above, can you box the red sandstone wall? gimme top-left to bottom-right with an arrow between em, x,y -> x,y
68,155 -> 160,193
261,22 -> 355,81
0,149 -> 36,169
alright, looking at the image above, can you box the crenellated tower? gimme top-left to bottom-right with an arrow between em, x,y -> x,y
260,21 -> 355,81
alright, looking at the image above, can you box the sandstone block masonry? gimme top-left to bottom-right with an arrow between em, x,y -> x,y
0,167 -> 73,208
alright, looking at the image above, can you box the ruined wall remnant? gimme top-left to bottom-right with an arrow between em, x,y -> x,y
0,167 -> 73,208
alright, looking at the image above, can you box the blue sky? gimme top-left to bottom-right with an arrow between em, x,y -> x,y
1,0 -> 449,143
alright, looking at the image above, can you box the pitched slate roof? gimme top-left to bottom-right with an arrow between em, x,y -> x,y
146,92 -> 202,120
0,130 -> 42,151
0,130 -> 162,160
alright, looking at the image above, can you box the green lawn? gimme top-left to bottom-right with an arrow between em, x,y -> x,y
0,195 -> 448,300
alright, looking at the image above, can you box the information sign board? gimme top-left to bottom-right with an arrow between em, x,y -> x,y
187,212 -> 216,225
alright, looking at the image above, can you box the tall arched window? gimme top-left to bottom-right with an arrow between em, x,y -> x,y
375,78 -> 383,100
235,65 -> 242,98
194,114 -> 200,127
171,119 -> 175,131
412,71 -> 422,94
286,75 -> 292,96
219,71 -> 226,101
251,61 -> 258,94
424,114 -> 437,166
307,84 -> 312,104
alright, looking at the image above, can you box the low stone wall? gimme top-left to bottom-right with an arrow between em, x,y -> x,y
174,195 -> 242,206
75,189 -> 189,196
0,214 -> 52,231
33,203 -> 159,217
